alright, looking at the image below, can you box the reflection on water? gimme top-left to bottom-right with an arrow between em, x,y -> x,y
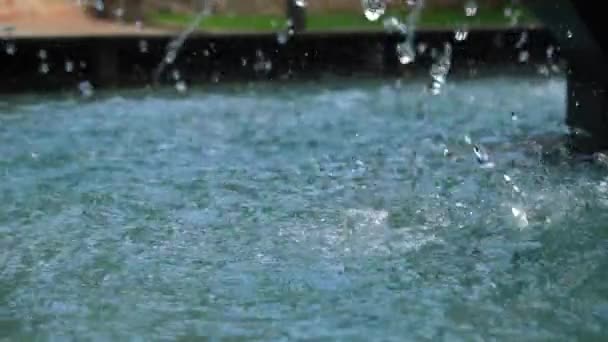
1,76 -> 607,340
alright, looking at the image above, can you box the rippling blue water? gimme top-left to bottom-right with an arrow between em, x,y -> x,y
1,76 -> 607,340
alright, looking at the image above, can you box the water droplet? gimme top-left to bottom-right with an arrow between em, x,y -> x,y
511,112 -> 518,121
138,40 -> 148,53
362,0 -> 387,22
443,148 -> 450,157
575,101 -> 580,107
454,28 -> 469,42
78,81 -> 94,98
175,80 -> 187,93
165,50 -> 177,64
518,50 -> 529,63
465,0 -> 478,17
515,31 -> 528,49
383,17 -> 407,34
537,65 -> 550,76
504,174 -> 512,182
428,42 -> 452,94
546,45 -> 555,59
38,63 -> 50,74
397,42 -> 416,64
114,7 -> 124,19
65,60 -> 74,73
172,69 -> 181,81
567,30 -> 573,39
38,49 -> 47,60
241,57 -> 248,67
511,207 -> 529,228
277,30 -> 289,45
417,42 -> 427,54
295,0 -> 307,7
464,135 -> 472,145
5,42 -> 15,55
95,0 -> 104,12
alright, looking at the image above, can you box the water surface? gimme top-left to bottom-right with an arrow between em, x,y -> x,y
1,76 -> 607,341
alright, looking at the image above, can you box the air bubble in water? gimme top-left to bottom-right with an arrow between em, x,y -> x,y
518,50 -> 529,63
465,0 -> 478,17
39,63 -> 50,74
454,28 -> 469,42
362,0 -> 386,22
5,42 -> 15,55
139,39 -> 148,53
397,42 -> 416,64
78,81 -> 94,98
175,81 -> 187,93
65,60 -> 74,73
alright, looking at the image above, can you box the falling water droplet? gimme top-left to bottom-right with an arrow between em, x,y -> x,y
78,81 -> 94,98
546,45 -> 555,59
95,0 -> 104,12
518,50 -> 529,63
504,174 -> 512,182
383,17 -> 407,34
428,42 -> 452,94
464,0 -> 478,17
172,69 -> 181,81
566,30 -> 573,39
295,0 -> 308,7
454,28 -> 469,42
38,63 -> 50,74
165,50 -> 177,64
417,42 -> 427,54
5,42 -> 15,55
241,57 -> 248,67
38,49 -> 47,60
139,40 -> 148,53
515,31 -> 528,49
114,7 -> 124,19
361,0 -> 387,22
65,60 -> 74,73
175,80 -> 188,93
397,42 -> 416,65
277,30 -> 289,45
511,207 -> 529,228
464,135 -> 472,145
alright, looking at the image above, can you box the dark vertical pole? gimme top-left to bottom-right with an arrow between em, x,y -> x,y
287,0 -> 307,32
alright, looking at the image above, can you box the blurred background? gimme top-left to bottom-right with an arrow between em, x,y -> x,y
0,0 -> 535,35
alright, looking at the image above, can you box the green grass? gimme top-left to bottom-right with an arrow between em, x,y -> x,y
147,6 -> 538,32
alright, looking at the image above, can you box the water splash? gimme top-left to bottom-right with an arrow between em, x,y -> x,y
361,0 -> 387,22
78,81 -> 94,98
395,0 -> 425,65
253,50 -> 273,74
428,42 -> 452,95
153,0 -> 211,85
511,207 -> 529,228
465,0 -> 478,17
